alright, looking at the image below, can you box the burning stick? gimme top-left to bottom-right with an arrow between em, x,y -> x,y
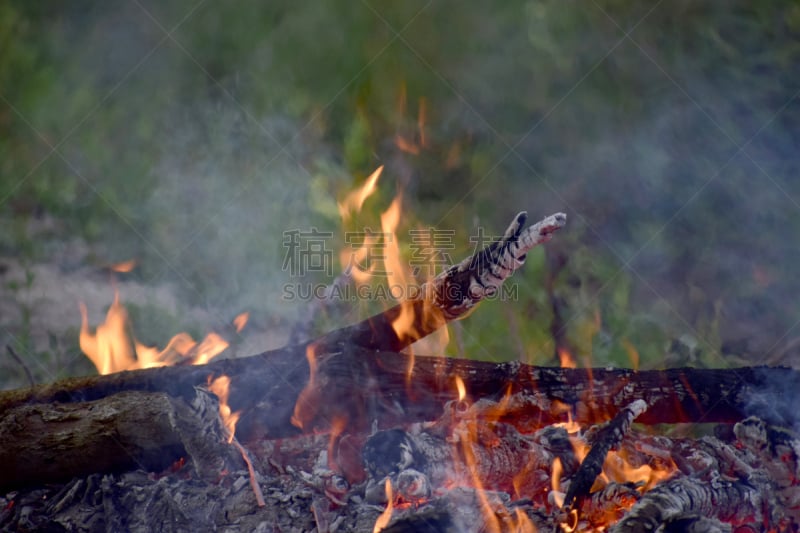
425,211 -> 567,320
313,211 -> 567,353
562,399 -> 648,513
208,376 -> 265,507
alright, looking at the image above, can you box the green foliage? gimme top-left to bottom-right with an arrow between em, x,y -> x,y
2,0 -> 799,381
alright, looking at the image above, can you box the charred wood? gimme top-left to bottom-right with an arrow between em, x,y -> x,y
609,473 -> 765,532
0,388 -> 238,492
563,399 -> 647,511
311,211 -> 566,353
2,351 -> 800,491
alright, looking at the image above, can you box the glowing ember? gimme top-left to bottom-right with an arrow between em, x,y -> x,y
372,478 -> 394,533
79,290 -> 239,375
208,375 -> 240,443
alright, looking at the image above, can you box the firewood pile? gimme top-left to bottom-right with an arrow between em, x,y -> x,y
2,212 -> 800,532
2,384 -> 799,532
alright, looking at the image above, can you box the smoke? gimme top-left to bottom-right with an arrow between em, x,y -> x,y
2,1 -> 799,379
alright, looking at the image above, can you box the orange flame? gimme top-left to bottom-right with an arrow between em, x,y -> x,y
509,508 -> 537,533
373,479 -> 394,532
338,166 -> 383,287
604,449 -> 674,492
381,196 -> 416,343
558,348 -> 577,369
417,97 -> 428,148
550,457 -> 565,508
341,232 -> 380,286
338,166 -> 383,221
110,259 -> 136,273
328,415 -> 348,470
208,375 -> 241,443
459,422 -> 502,533
79,291 -> 235,375
394,135 -> 420,155
190,332 -> 229,366
291,344 -> 320,430
455,375 -> 466,402
233,312 -> 249,333
79,293 -> 133,375
394,84 -> 428,154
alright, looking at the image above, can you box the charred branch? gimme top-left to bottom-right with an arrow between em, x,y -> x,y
609,474 -> 765,532
563,399 -> 648,511
2,349 -> 800,491
0,389 -> 238,492
311,211 -> 566,353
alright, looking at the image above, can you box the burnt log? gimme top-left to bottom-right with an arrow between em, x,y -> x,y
1,207 -> 798,498
1,345 -> 799,492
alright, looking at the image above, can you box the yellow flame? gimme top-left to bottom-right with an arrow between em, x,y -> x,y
455,376 -> 466,402
373,478 -> 394,533
552,412 -> 582,435
604,449 -> 674,491
381,196 -> 416,344
208,375 -> 241,443
79,293 -> 134,375
338,166 -> 383,221
79,291 -> 235,375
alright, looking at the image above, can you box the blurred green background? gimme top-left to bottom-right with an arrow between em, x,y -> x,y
1,1 -> 799,389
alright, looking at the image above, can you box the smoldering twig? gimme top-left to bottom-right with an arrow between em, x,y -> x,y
563,399 -> 648,512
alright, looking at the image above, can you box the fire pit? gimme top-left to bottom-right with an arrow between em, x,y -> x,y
1,206 -> 799,532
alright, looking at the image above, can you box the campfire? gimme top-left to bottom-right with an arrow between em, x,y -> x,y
1,171 -> 799,532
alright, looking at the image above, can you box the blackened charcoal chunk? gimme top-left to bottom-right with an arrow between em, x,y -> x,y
363,429 -> 424,479
396,469 -> 431,504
